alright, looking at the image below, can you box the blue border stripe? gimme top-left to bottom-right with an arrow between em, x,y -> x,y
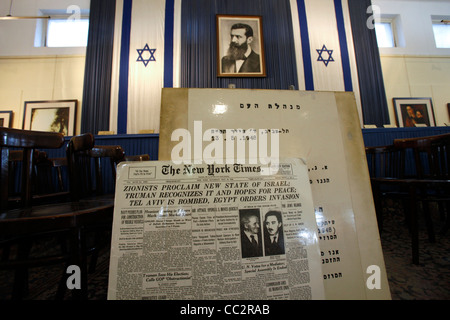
117,0 -> 133,134
334,0 -> 353,92
296,0 -> 314,91
164,0 -> 174,88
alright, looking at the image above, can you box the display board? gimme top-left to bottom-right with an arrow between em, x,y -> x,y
158,88 -> 391,300
108,159 -> 325,300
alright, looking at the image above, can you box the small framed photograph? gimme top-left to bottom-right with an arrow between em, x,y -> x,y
0,111 -> 13,128
393,98 -> 435,128
216,14 -> 266,77
23,100 -> 77,136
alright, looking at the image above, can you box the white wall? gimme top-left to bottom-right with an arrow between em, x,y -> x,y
0,0 -> 89,133
0,0 -> 90,56
374,0 -> 450,56
373,0 -> 450,126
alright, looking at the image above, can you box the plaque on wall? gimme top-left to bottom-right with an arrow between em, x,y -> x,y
158,88 -> 391,300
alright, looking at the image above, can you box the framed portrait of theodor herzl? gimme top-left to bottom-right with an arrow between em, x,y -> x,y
216,14 -> 266,77
23,100 -> 77,136
393,97 -> 435,128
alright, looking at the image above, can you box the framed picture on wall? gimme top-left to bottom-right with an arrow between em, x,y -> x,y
393,98 -> 435,128
216,14 -> 266,77
0,111 -> 13,128
23,100 -> 77,136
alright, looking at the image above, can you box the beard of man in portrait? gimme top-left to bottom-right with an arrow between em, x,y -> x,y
227,41 -> 249,61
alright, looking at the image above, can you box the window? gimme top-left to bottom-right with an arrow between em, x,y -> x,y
46,18 -> 89,47
375,21 -> 395,48
432,21 -> 450,48
374,15 -> 404,49
35,9 -> 90,48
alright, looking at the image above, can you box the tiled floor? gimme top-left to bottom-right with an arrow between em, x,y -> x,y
380,199 -> 450,300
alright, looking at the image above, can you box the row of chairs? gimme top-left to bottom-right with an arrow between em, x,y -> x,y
0,127 -> 149,299
366,133 -> 450,264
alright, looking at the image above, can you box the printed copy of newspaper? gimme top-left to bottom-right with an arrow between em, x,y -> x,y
108,158 -> 324,300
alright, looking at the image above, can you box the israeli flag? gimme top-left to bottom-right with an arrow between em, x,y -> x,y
109,0 -> 181,134
290,0 -> 361,111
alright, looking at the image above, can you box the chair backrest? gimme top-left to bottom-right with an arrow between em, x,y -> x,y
89,145 -> 125,194
66,134 -> 125,200
8,150 -> 51,197
0,127 -> 65,210
365,145 -> 402,178
66,133 -> 95,200
393,133 -> 450,179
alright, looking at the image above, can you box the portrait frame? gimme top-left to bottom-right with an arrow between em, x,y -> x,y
0,111 -> 13,128
393,97 -> 435,128
23,100 -> 77,136
216,14 -> 266,78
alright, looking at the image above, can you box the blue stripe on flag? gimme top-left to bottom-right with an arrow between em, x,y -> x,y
118,0 -> 133,134
296,0 -> 314,91
164,0 -> 174,88
334,0 -> 353,92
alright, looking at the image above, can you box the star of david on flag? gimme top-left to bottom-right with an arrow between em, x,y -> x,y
316,44 -> 334,67
137,44 -> 156,67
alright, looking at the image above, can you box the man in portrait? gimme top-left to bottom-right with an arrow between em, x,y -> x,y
240,209 -> 263,258
263,210 -> 285,256
404,105 -> 417,127
221,23 -> 261,74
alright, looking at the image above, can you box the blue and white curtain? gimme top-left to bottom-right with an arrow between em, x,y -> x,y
109,0 -> 362,134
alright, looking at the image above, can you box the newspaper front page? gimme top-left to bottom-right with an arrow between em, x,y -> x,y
108,158 -> 324,300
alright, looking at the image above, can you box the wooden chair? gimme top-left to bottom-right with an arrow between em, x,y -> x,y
368,133 -> 450,264
366,145 -> 402,179
0,127 -> 68,299
393,133 -> 450,238
394,133 -> 450,180
65,135 -> 124,276
79,144 -> 124,273
8,150 -> 42,205
49,157 -> 68,192
89,145 -> 125,195
7,149 -> 70,208
365,144 -> 405,232
0,129 -> 117,299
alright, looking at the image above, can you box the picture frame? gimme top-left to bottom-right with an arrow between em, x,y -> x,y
0,111 -> 13,128
216,14 -> 266,77
23,100 -> 77,136
393,98 -> 435,128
